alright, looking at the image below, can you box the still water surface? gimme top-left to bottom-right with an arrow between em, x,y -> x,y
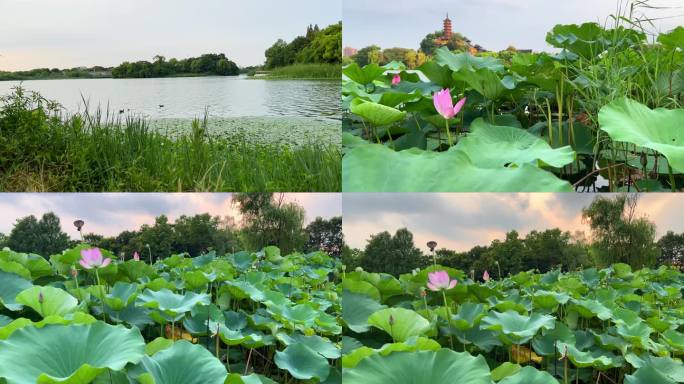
0,75 -> 340,121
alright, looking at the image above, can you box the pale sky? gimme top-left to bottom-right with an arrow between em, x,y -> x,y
343,193 -> 684,252
343,0 -> 684,52
0,193 -> 341,240
0,0 -> 341,71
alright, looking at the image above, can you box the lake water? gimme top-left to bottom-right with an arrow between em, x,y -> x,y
0,75 -> 340,121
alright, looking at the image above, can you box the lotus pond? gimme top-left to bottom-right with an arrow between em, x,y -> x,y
341,264 -> 684,383
0,246 -> 341,383
150,117 -> 341,149
342,23 -> 684,192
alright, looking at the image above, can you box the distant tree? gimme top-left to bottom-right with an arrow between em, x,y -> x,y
360,228 -> 424,276
419,31 -> 470,55
7,212 -> 70,257
657,231 -> 684,269
382,47 -> 413,64
304,216 -> 343,257
234,193 -> 307,254
341,244 -> 363,270
0,232 -> 7,248
582,194 -> 659,268
353,45 -> 383,66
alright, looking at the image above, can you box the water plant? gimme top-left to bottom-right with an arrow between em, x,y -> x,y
0,245 -> 341,383
342,5 -> 684,192
342,264 -> 684,383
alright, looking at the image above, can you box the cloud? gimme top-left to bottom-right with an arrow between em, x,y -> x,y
343,193 -> 684,251
0,193 -> 341,240
0,0 -> 341,70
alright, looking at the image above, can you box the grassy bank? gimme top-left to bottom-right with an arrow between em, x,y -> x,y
0,88 -> 341,191
263,63 -> 341,79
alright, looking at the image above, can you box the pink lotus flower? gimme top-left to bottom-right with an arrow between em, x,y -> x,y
133,251 -> 140,261
433,89 -> 466,119
392,74 -> 401,86
483,270 -> 490,282
427,270 -> 457,291
79,248 -> 111,269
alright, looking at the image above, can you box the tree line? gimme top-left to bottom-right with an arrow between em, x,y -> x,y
0,193 -> 342,261
111,53 -> 239,78
343,195 -> 683,278
264,23 -> 342,69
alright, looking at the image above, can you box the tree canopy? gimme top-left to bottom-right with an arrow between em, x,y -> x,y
264,22 -> 342,69
111,53 -> 239,78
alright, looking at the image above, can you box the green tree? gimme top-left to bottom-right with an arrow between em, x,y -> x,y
354,45 -> 382,66
359,228 -> 424,276
7,212 -> 70,257
234,193 -> 306,254
304,216 -> 343,257
582,194 -> 659,268
657,231 -> 684,269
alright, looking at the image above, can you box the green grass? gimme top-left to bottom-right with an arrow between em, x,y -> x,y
264,63 -> 341,79
0,87 -> 341,191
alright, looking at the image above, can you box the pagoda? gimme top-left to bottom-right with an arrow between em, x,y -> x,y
435,13 -> 453,46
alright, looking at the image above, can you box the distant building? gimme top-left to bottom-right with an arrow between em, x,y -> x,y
343,46 -> 358,58
435,14 -> 453,46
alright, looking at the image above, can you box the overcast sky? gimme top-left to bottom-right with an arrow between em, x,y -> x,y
0,0 -> 341,71
343,193 -> 684,252
0,193 -> 341,240
344,0 -> 684,52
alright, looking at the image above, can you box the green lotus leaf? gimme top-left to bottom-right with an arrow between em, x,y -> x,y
598,98 -> 684,173
343,349 -> 491,384
662,329 -> 684,353
452,68 -> 514,100
452,303 -> 485,330
350,98 -> 407,126
137,288 -> 210,316
367,307 -> 431,342
343,144 -> 572,192
182,271 -> 211,290
343,63 -> 386,85
559,343 -> 624,370
616,321 -> 652,349
482,310 -> 555,344
276,332 -> 340,359
0,270 -> 32,311
454,326 -> 503,352
16,285 -> 78,317
183,304 -> 224,335
0,312 -> 97,340
434,47 -> 505,73
625,366 -> 677,384
455,119 -> 575,168
132,340 -> 227,384
499,366 -> 559,384
530,290 -> 570,310
275,343 -> 330,381
658,26 -> 684,50
343,336 -> 441,369
569,298 -> 613,320
342,290 -> 386,333
546,23 -> 608,58
225,373 -> 278,384
0,258 -> 30,279
103,282 -> 138,311
0,322 -> 145,383
491,362 -> 521,381
144,337 -> 174,355
340,278 -> 381,301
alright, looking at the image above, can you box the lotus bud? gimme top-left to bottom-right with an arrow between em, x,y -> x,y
70,267 -> 78,277
389,314 -> 395,326
38,292 -> 44,304
355,267 -> 363,272
420,289 -> 427,298
341,265 -> 346,271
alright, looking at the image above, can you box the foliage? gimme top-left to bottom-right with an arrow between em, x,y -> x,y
0,88 -> 341,192
304,217 -> 343,258
420,31 -> 473,56
264,63 -> 341,79
342,13 -> 684,192
581,195 -> 659,268
342,264 -> 684,384
265,23 -> 341,69
0,66 -> 111,81
657,231 -> 684,270
6,212 -> 70,257
0,245 -> 341,383
233,193 -> 307,254
112,53 -> 239,78
358,228 -> 424,276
